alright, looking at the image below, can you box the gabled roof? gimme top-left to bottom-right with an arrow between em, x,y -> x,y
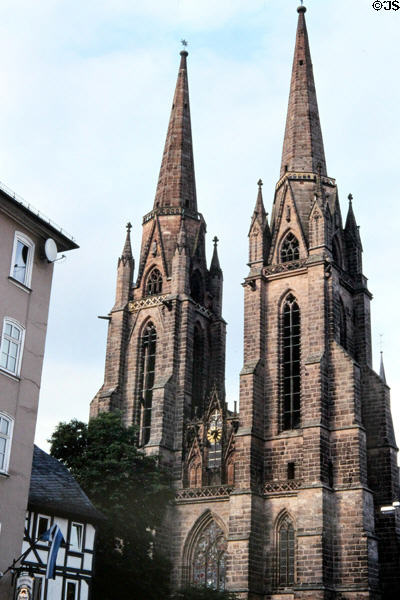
28,445 -> 101,523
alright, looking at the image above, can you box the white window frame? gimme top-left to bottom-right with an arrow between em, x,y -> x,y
0,412 -> 14,474
69,522 -> 83,552
64,579 -> 78,600
10,231 -> 35,288
0,318 -> 25,377
35,514 -> 51,542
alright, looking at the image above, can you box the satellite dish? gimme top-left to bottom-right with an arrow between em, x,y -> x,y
44,238 -> 58,262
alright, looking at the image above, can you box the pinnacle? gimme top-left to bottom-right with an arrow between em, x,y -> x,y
280,5 -> 326,178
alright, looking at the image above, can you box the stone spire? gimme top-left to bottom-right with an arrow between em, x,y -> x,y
210,236 -> 222,276
114,222 -> 134,308
280,5 -> 327,178
153,49 -> 197,212
380,351 -> 387,384
252,179 -> 267,228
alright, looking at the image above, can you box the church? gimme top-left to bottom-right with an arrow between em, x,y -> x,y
90,6 -> 400,599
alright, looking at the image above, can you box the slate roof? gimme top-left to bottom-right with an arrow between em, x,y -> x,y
28,445 -> 102,523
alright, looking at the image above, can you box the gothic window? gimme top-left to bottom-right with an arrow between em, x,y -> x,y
192,325 -> 205,418
339,298 -> 347,350
146,268 -> 163,295
207,410 -> 223,469
193,520 -> 227,590
277,515 -> 295,587
332,236 -> 342,268
282,295 -> 301,430
138,322 -> 157,445
190,270 -> 203,304
280,233 -> 299,263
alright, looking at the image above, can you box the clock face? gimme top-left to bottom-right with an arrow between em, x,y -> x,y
207,410 -> 222,444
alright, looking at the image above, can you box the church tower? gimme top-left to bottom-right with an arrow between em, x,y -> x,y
90,49 -> 227,474
236,5 -> 400,599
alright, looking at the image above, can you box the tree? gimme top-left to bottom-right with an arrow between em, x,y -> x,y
171,587 -> 237,600
49,412 -> 173,600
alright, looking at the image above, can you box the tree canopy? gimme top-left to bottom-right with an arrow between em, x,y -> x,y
49,412 -> 173,600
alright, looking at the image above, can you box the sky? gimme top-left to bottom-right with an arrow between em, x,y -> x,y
0,0 -> 398,451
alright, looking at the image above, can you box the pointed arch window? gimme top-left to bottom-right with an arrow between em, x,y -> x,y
192,325 -> 205,418
281,233 -> 299,263
282,295 -> 301,430
146,268 -> 163,296
339,298 -> 347,350
138,322 -> 157,445
277,515 -> 295,587
192,520 -> 227,590
332,236 -> 342,268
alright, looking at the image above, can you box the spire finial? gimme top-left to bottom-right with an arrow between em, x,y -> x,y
257,178 -> 263,189
180,39 -> 188,57
298,1 -> 306,13
213,236 -> 219,248
126,222 -> 132,233
348,193 -> 353,204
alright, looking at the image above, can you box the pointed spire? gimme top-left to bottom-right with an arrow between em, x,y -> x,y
380,352 -> 387,384
153,48 -> 197,212
253,179 -> 267,226
210,236 -> 222,275
345,194 -> 357,233
119,221 -> 133,266
280,5 -> 327,178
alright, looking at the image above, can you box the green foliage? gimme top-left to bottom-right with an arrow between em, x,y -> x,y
171,587 -> 237,600
49,412 -> 173,600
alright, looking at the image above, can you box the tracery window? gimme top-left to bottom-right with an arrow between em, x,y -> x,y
332,236 -> 342,268
192,325 -> 205,418
138,322 -> 157,445
280,233 -> 299,263
282,295 -> 301,430
146,268 -> 163,296
277,516 -> 295,587
193,520 -> 227,590
339,299 -> 347,350
207,410 -> 223,469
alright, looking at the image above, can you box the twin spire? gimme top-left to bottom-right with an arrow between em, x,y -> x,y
153,50 -> 197,212
280,5 -> 326,178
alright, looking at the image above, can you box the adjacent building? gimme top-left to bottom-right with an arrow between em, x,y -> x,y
91,6 -> 400,599
18,445 -> 99,600
0,182 -> 78,598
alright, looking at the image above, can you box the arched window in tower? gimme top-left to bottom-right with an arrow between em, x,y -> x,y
339,298 -> 347,350
146,268 -> 163,296
207,409 -> 223,469
138,322 -> 157,445
192,325 -> 205,418
280,233 -> 300,263
282,294 -> 301,430
192,520 -> 227,590
190,270 -> 204,304
277,515 -> 295,587
332,236 -> 342,268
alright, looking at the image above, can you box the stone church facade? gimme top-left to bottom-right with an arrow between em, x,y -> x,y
90,6 -> 400,599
